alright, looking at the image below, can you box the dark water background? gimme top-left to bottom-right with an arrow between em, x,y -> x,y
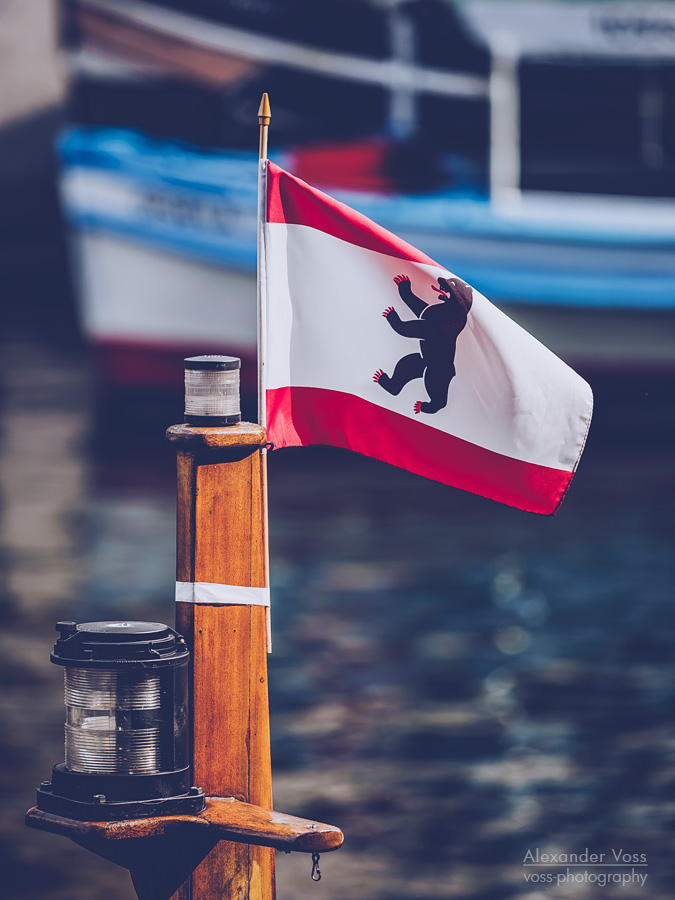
1,114 -> 674,900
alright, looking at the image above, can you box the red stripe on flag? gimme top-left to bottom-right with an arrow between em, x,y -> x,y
266,161 -> 440,266
267,386 -> 573,515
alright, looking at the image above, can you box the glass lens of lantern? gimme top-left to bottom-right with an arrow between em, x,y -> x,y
64,668 -> 164,774
184,367 -> 240,418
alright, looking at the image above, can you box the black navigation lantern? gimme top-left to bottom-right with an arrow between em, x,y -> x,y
36,621 -> 204,820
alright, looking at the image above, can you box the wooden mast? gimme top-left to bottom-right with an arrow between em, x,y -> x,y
168,423 -> 275,900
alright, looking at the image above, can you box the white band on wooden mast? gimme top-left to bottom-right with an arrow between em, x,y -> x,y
176,582 -> 271,607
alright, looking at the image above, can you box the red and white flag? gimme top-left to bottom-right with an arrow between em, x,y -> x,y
260,161 -> 592,515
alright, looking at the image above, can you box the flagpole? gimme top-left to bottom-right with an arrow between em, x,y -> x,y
257,92 -> 270,428
257,93 -> 272,652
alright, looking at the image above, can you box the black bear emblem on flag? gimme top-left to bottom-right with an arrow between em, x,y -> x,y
374,274 -> 474,414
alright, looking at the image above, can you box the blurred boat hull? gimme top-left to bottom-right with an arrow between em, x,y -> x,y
60,128 -> 675,388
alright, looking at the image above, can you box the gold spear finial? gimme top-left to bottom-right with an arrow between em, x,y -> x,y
258,93 -> 271,160
258,92 -> 271,124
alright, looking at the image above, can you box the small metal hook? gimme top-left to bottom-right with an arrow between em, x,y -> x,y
311,852 -> 322,882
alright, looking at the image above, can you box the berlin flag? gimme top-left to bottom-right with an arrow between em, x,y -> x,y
261,161 -> 593,515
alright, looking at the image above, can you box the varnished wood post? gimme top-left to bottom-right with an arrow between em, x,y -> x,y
166,420 -> 275,900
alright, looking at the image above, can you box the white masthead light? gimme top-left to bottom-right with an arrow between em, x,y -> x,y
184,355 -> 241,426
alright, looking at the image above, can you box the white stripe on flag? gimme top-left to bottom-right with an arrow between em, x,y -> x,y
266,221 -> 591,473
